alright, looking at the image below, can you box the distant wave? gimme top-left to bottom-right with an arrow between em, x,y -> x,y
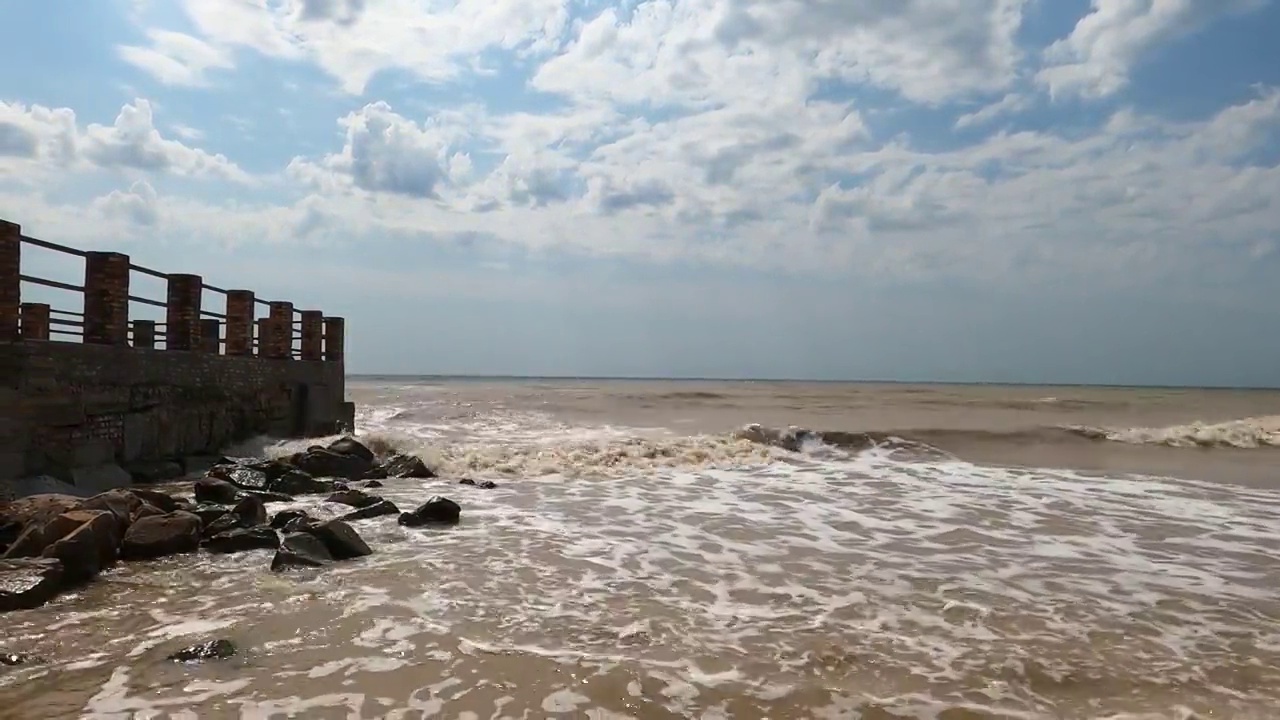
1063,415 -> 1280,449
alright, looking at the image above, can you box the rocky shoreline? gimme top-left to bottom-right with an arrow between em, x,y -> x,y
0,437 -> 477,624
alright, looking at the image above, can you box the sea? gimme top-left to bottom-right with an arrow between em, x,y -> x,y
3,377 -> 1280,719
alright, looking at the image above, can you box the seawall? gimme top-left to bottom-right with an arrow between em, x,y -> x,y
0,218 -> 354,495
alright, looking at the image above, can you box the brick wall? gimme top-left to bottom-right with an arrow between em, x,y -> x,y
0,340 -> 348,482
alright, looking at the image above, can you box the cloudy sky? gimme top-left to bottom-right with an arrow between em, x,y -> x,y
2,0 -> 1279,385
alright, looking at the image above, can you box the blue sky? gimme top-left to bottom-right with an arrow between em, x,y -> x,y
3,0 -> 1280,385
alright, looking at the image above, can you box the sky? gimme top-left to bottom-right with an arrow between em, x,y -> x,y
2,0 -> 1280,386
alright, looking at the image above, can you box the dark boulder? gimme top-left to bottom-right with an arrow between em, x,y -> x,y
269,510 -> 312,531
200,513 -> 242,539
194,477 -> 239,505
458,478 -> 498,489
361,480 -> 384,489
270,532 -> 332,571
204,527 -> 279,554
337,500 -> 399,522
81,489 -> 143,532
129,489 -> 181,514
208,464 -> 270,492
290,448 -> 373,480
325,489 -> 382,509
191,504 -> 231,527
327,436 -> 375,464
125,460 -> 185,484
121,511 -> 202,560
0,494 -> 82,535
267,469 -> 334,496
168,639 -> 236,662
300,520 -> 372,560
231,496 -> 267,527
381,453 -> 435,479
132,503 -> 168,523
239,489 -> 296,504
0,558 -> 64,612
40,510 -> 120,583
398,496 -> 461,527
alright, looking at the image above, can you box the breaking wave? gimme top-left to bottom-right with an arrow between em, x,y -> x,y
1064,415 -> 1280,449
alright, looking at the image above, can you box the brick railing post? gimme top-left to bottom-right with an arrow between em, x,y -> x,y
83,252 -> 130,344
200,318 -> 221,353
132,320 -> 155,349
19,302 -> 49,340
299,310 -> 323,361
165,273 -> 202,351
0,220 -> 18,342
224,290 -> 254,356
267,301 -> 293,359
256,318 -> 268,356
323,316 -> 345,363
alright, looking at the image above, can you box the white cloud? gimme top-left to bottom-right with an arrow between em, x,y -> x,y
288,101 -> 472,198
1038,0 -> 1268,99
92,180 -> 160,226
0,98 -> 250,183
117,29 -> 235,87
955,93 -> 1033,129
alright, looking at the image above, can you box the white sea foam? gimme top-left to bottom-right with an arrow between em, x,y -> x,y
7,393 -> 1280,718
1068,414 -> 1280,449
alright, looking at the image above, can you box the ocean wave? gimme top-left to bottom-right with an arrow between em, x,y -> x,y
1063,415 -> 1280,449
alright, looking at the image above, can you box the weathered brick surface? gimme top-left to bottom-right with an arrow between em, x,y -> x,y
83,252 -> 130,345
299,310 -> 323,361
0,341 -> 347,482
224,290 -> 254,356
200,319 -> 221,353
267,302 -> 293,360
132,320 -> 155,349
0,221 -> 18,343
165,274 -> 202,351
19,303 -> 50,341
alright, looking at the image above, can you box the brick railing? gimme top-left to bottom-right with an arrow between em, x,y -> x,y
0,219 -> 344,362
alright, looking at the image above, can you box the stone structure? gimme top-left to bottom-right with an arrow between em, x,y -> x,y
0,219 -> 355,491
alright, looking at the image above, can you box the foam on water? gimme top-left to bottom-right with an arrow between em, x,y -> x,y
1067,414 -> 1280,449
6,398 -> 1280,717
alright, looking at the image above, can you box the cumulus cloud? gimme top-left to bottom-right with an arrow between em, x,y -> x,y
117,29 -> 235,87
289,102 -> 471,198
1038,0 -> 1269,99
92,180 -> 160,226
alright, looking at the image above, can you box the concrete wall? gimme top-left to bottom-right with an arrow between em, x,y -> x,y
0,340 -> 351,484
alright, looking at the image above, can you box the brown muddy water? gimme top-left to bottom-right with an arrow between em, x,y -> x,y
3,379 -> 1280,719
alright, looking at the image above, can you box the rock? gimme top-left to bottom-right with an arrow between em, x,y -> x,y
0,558 -> 64,612
1,652 -> 41,666
2,525 -> 50,559
208,465 -> 270,492
290,448 -> 373,481
327,436 -> 375,464
168,639 -> 236,662
0,520 -> 20,556
81,489 -> 143,531
191,504 -> 231,527
129,489 -> 181,514
194,477 -> 239,505
69,463 -> 132,495
0,494 -> 83,534
381,454 -> 435,479
337,500 -> 400,522
269,510 -> 311,531
301,520 -> 372,560
120,511 -> 202,560
39,510 -> 121,583
204,528 -> 279,554
325,489 -> 382,509
270,532 -> 332,571
201,513 -> 243,539
458,478 -> 498,489
126,460 -> 184,484
239,489 -> 296,504
361,480 -> 384,489
398,496 -> 461,527
359,466 -> 389,480
267,469 -> 334,496
231,496 -> 267,527
131,503 -> 167,523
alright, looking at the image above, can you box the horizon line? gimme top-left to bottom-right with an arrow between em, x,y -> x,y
343,373 -> 1280,392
